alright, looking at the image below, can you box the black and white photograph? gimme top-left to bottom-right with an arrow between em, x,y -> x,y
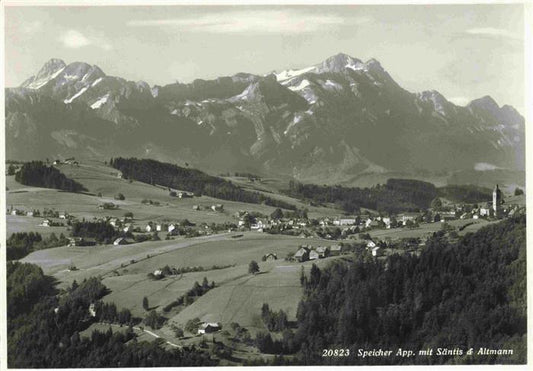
2,1 -> 530,368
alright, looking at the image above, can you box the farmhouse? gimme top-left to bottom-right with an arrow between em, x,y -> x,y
178,191 -> 192,199
211,204 -> 224,212
316,246 -> 329,258
40,219 -> 51,227
198,322 -> 221,335
372,246 -> 382,257
366,240 -> 377,249
192,205 -> 200,211
398,213 -> 419,225
329,244 -> 342,256
294,246 -> 310,262
123,223 -> 133,233
309,250 -> 320,260
113,237 -> 128,246
264,253 -> 278,261
26,211 -> 34,217
67,237 -> 84,247
168,224 -> 176,233
145,224 -> 153,232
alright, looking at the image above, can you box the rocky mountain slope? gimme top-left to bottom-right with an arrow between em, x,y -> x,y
5,53 -> 525,185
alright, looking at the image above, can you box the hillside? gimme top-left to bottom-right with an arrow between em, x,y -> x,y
5,54 -> 525,187
294,215 -> 526,365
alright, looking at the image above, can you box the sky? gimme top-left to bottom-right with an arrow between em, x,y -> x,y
4,4 -> 526,113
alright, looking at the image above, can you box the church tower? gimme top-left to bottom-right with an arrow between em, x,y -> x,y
492,184 -> 503,218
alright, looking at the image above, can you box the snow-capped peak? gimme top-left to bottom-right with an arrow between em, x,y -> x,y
22,58 -> 67,90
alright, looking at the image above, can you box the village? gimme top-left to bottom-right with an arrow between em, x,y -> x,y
7,181 -> 523,259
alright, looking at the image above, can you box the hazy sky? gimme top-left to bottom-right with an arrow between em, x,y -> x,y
5,4 -> 526,113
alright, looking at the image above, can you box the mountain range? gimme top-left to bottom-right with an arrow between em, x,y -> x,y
5,53 -> 525,186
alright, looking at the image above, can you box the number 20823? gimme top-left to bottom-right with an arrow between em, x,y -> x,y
322,348 -> 350,357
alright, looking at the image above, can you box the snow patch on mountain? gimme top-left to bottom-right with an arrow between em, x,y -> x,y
90,94 -> 110,109
64,86 -> 88,104
275,66 -> 316,82
323,79 -> 343,91
91,77 -> 103,87
288,79 -> 311,92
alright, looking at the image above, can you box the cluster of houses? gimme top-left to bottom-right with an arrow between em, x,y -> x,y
53,157 -> 79,166
293,244 -> 343,262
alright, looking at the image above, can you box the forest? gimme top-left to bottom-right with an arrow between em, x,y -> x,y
14,161 -> 87,192
284,179 -> 491,213
292,215 -> 526,365
6,262 -> 216,367
6,232 -> 69,260
110,157 -> 296,210
285,178 -> 438,213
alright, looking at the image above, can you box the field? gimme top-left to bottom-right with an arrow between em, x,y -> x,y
7,161 -> 330,233
9,158 -> 523,362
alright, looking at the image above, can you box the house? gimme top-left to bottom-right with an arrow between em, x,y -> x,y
316,246 -> 329,258
123,223 -> 133,233
211,204 -> 224,212
192,205 -> 200,211
197,322 -> 220,335
329,244 -> 342,256
479,204 -> 492,217
441,211 -> 457,221
26,211 -> 34,217
156,224 -> 162,232
113,237 -> 128,246
473,214 -> 480,220
382,217 -> 391,228
399,213 -> 418,225
264,253 -> 278,261
59,212 -> 67,219
10,209 -> 17,216
153,270 -> 163,277
372,246 -> 382,257
68,237 -> 84,247
40,219 -> 51,227
365,218 -> 373,228
340,218 -> 356,226
88,303 -> 97,317
309,250 -> 320,260
178,192 -> 192,199
109,218 -> 119,227
460,213 -> 469,219
294,247 -> 310,262
366,240 -> 377,249
145,224 -> 153,232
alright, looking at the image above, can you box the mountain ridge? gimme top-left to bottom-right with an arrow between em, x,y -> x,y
6,53 -> 525,187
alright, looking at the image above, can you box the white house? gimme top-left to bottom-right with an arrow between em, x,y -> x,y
145,224 -> 152,232
88,303 -> 97,317
372,246 -> 381,257
168,224 -> 176,233
156,224 -> 162,232
198,322 -> 220,335
113,237 -> 127,246
366,240 -> 377,249
40,219 -> 51,227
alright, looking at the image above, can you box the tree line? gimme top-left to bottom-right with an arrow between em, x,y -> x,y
284,179 -> 492,214
109,157 -> 296,210
6,232 -> 69,260
14,161 -> 87,192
